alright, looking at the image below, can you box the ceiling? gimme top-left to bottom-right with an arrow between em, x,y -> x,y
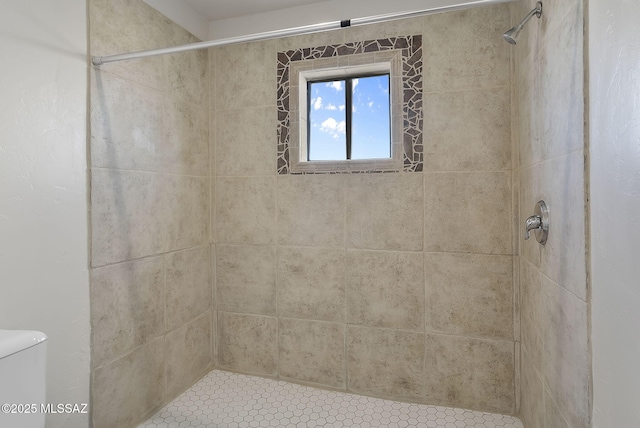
144,0 -> 512,41
181,0 -> 333,21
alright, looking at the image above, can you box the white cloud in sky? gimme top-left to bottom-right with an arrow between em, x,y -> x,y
326,104 -> 337,111
339,105 -> 345,111
326,81 -> 343,91
368,101 -> 374,108
352,78 -> 359,90
313,97 -> 323,110
320,117 -> 346,139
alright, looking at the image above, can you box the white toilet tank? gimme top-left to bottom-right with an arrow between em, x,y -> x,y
0,330 -> 47,428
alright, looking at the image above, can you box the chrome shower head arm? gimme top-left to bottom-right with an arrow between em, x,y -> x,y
516,2 -> 543,30
502,1 -> 542,45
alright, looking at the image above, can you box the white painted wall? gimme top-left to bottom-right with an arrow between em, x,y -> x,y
0,1 -> 90,428
590,0 -> 640,426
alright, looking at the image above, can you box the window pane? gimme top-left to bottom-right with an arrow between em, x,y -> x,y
350,75 -> 391,159
308,80 -> 347,161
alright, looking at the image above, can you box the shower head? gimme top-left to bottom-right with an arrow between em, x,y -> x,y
502,27 -> 520,45
503,1 -> 542,45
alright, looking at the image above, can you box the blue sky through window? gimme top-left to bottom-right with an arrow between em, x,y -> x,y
308,75 -> 390,161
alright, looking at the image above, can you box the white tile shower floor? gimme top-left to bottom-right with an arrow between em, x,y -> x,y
138,370 -> 524,428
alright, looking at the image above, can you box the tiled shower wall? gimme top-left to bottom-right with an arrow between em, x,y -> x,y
89,1 -> 212,427
89,1 -> 522,426
211,4 -> 516,415
512,0 -> 590,427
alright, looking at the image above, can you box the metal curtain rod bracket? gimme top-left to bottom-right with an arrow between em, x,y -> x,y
92,0 -> 510,66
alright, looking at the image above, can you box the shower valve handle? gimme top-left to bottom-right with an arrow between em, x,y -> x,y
524,200 -> 549,245
524,215 -> 542,240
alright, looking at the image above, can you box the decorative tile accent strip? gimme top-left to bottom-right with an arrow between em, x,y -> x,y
277,36 -> 423,175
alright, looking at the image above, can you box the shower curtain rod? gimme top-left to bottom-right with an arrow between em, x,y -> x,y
91,0 -> 509,66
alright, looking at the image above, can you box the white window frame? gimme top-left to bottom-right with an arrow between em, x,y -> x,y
289,51 -> 404,173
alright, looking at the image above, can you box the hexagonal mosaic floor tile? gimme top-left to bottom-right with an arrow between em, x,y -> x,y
138,370 -> 524,428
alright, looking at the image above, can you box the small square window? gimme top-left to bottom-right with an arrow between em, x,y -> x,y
307,74 -> 391,161
289,57 -> 403,173
278,36 -> 423,174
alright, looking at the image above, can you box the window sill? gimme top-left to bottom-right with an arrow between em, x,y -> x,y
289,145 -> 403,174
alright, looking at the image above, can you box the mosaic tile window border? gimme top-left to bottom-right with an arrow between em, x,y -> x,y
277,35 -> 423,174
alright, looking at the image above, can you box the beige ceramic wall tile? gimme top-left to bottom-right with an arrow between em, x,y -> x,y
539,151 -> 587,300
423,88 -> 511,172
519,257 -> 544,373
216,107 -> 277,176
93,56 -> 166,93
164,48 -> 208,107
424,252 -> 513,340
277,174 -> 345,247
511,36 -> 520,175
91,257 -> 165,368
214,40 -> 277,110
161,98 -> 209,176
510,149 -> 523,302
538,0 -> 582,45
91,169 -> 209,266
276,31 -> 345,53
510,0 -> 541,64
218,312 -> 278,376
216,245 -> 277,316
539,7 -> 584,161
89,0 -> 169,90
92,72 -> 209,176
211,245 -> 217,365
345,173 -> 423,251
210,176 -> 216,243
208,48 -> 217,112
211,299 -> 218,367
90,0 -> 214,422
92,337 -> 164,428
91,71 -> 163,170
209,106 -> 216,178
516,1 -> 588,425
163,20 -> 201,46
90,0 -> 173,52
210,244 -> 216,308
165,246 -> 212,331
215,176 -> 276,245
165,312 -> 212,400
279,318 -> 345,388
159,174 -> 210,251
422,4 -> 511,92
544,386 -> 571,428
512,255 -> 521,343
519,348 -> 544,428
342,16 -> 423,41
347,326 -> 424,401
346,250 -> 424,331
516,59 -> 542,168
424,172 -> 511,255
277,246 -> 345,322
514,333 -> 521,412
424,334 -> 514,414
540,276 -> 589,428
519,165 -> 542,267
